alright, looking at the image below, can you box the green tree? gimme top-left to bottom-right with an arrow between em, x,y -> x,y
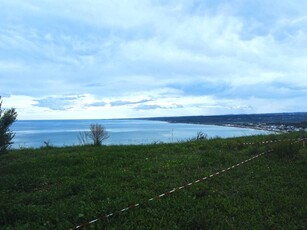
0,97 -> 18,154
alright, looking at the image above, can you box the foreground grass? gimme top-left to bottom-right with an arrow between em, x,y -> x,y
0,132 -> 306,229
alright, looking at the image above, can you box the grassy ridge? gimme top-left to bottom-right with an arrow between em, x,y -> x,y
0,132 -> 306,229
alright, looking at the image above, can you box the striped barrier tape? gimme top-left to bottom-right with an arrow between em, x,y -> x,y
72,151 -> 268,229
71,138 -> 306,229
291,138 -> 306,145
241,138 -> 306,146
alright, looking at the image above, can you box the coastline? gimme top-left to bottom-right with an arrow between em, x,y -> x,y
217,123 -> 282,134
148,119 -> 294,134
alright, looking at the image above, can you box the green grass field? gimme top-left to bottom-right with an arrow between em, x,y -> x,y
1,132 -> 306,229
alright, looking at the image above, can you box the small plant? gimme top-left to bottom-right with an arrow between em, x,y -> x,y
0,97 -> 18,154
89,124 -> 109,146
41,140 -> 53,149
196,131 -> 207,140
77,132 -> 91,145
188,131 -> 208,142
78,124 -> 109,146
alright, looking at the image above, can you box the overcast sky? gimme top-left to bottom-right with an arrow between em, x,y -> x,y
1,0 -> 307,120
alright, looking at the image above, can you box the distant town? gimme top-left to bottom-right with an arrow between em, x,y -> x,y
222,122 -> 306,133
145,112 -> 307,133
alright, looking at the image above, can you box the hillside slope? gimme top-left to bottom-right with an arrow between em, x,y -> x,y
0,132 -> 306,229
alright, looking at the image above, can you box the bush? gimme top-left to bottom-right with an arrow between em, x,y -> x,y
0,97 -> 18,154
78,124 -> 109,146
188,131 -> 208,142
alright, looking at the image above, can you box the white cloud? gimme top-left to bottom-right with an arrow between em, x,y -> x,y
0,0 -> 306,119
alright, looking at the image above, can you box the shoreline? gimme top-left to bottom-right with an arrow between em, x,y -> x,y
217,123 -> 282,134
154,120 -> 290,134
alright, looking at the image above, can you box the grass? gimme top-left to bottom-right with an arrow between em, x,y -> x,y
0,132 -> 306,229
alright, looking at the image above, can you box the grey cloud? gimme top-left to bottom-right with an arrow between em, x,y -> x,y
220,82 -> 307,100
110,99 -> 152,107
134,104 -> 183,111
134,105 -> 163,110
35,96 -> 77,110
87,102 -> 107,107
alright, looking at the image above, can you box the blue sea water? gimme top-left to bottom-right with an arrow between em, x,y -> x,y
11,119 -> 271,148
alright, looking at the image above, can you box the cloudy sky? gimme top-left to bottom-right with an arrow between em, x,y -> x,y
1,0 -> 307,120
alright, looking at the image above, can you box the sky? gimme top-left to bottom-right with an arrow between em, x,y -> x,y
1,0 -> 307,120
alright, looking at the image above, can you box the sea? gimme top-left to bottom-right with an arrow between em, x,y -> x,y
11,119 -> 271,149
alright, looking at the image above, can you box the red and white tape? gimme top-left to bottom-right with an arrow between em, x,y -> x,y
72,151 -> 269,229
242,138 -> 302,145
71,138 -> 306,229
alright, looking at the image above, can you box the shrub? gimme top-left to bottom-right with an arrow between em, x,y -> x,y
0,97 -> 18,154
41,140 -> 54,149
78,124 -> 109,146
188,131 -> 208,142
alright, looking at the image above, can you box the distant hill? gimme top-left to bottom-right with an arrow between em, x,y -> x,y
145,112 -> 307,125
